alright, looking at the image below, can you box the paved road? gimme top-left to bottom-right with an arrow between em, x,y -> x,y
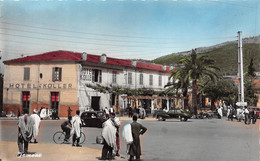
1,118 -> 259,161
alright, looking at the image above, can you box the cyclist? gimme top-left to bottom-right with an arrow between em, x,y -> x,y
61,116 -> 72,142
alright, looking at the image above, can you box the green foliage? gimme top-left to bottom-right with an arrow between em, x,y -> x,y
244,76 -> 258,106
247,58 -> 256,77
203,78 -> 238,106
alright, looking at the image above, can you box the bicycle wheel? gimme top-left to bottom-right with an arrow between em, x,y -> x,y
53,131 -> 66,144
79,132 -> 86,144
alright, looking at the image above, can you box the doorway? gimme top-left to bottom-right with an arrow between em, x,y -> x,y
91,96 -> 100,111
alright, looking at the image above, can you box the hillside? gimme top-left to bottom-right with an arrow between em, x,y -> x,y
153,36 -> 260,75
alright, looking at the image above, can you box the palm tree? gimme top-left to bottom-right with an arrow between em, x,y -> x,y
165,67 -> 190,109
167,49 -> 219,115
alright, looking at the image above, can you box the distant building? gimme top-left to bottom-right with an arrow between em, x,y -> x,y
3,50 -> 180,117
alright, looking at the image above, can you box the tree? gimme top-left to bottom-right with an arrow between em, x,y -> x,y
165,67 -> 190,109
203,78 -> 238,109
244,58 -> 257,106
247,58 -> 256,77
175,49 -> 219,114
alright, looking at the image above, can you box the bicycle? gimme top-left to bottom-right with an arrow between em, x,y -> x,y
53,131 -> 86,144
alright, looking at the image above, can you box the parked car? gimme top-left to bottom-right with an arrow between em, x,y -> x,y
248,106 -> 260,118
80,111 -> 108,128
157,109 -> 192,121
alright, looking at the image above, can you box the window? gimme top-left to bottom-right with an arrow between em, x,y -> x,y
159,75 -> 162,86
128,72 -> 132,85
52,67 -> 62,82
24,67 -> 30,81
139,73 -> 143,85
112,71 -> 117,84
92,69 -> 102,83
22,91 -> 30,113
51,92 -> 59,111
149,75 -> 153,86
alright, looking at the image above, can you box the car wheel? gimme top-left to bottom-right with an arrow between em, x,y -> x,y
158,116 -> 163,121
183,117 -> 188,121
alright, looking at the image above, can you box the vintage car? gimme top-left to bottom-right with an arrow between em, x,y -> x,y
80,111 -> 108,128
156,109 -> 192,121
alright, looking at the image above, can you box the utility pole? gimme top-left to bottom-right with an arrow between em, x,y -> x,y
236,31 -> 247,107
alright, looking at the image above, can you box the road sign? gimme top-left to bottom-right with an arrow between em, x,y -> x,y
236,102 -> 247,107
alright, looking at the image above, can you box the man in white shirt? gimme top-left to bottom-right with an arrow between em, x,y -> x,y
71,110 -> 82,147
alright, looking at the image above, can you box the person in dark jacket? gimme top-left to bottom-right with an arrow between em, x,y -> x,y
129,114 -> 147,161
61,116 -> 72,142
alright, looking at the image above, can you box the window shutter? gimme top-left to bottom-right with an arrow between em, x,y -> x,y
99,70 -> 102,83
92,69 -> 95,82
24,68 -> 30,80
52,67 -> 55,82
59,68 -> 62,81
24,68 -> 26,80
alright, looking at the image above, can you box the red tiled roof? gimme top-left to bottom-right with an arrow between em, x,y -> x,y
87,54 -> 100,63
107,57 -> 132,67
136,62 -> 163,71
232,78 -> 260,89
5,51 -> 82,62
4,50 -> 170,72
253,79 -> 260,88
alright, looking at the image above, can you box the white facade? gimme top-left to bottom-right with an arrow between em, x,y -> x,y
78,62 -> 171,112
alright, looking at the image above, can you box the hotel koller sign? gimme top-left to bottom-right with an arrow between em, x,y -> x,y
7,83 -> 73,89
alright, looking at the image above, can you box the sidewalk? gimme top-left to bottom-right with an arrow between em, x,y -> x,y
0,141 -> 127,161
0,116 -> 157,121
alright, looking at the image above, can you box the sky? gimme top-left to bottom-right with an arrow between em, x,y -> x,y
0,0 -> 259,73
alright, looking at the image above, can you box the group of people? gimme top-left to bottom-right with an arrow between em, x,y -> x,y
126,106 -> 147,119
235,107 -> 257,124
222,105 -> 258,125
99,112 -> 147,161
17,107 -> 148,161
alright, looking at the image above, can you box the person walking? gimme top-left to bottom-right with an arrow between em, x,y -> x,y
99,113 -> 117,160
114,114 -> 121,157
67,107 -> 72,118
17,109 -> 35,157
244,107 -> 249,124
30,109 -> 41,143
61,116 -> 72,142
71,110 -> 82,147
129,114 -> 147,161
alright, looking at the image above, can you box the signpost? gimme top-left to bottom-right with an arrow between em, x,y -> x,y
236,102 -> 247,107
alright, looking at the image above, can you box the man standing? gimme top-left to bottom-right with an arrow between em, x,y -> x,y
71,110 -> 82,147
99,113 -> 117,160
244,107 -> 250,124
30,109 -> 41,143
67,107 -> 72,118
17,109 -> 35,157
129,114 -> 147,161
114,114 -> 121,157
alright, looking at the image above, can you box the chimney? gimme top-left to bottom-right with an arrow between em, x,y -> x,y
163,65 -> 166,71
132,61 -> 137,67
82,52 -> 87,61
100,53 -> 107,63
